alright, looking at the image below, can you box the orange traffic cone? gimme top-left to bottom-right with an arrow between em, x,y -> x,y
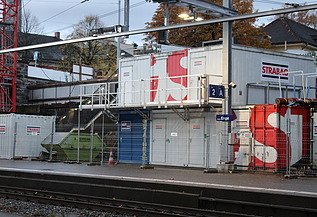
108,150 -> 115,166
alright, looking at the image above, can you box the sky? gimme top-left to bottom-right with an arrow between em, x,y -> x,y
23,0 -> 316,45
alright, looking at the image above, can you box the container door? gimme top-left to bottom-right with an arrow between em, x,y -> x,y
189,118 -> 205,166
165,50 -> 188,103
131,121 -> 143,162
166,117 -> 188,166
119,112 -> 149,164
189,56 -> 206,101
288,107 -> 310,167
151,119 -> 167,164
120,66 -> 133,106
150,56 -> 168,104
119,120 -> 132,162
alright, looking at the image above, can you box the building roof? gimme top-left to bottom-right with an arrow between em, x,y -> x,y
264,17 -> 317,49
18,32 -> 63,62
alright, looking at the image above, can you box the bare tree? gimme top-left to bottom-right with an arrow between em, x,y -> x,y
60,15 -> 117,78
21,8 -> 43,34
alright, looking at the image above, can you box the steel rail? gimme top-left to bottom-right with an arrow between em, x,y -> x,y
0,185 -> 252,217
0,4 -> 317,54
0,171 -> 316,217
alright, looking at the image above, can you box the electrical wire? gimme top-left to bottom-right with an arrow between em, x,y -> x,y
23,0 -> 32,7
255,0 -> 317,6
38,0 -> 90,25
44,0 -> 146,35
40,67 -> 53,80
254,0 -> 285,6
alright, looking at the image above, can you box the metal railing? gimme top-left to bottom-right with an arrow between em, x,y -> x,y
79,74 -> 210,110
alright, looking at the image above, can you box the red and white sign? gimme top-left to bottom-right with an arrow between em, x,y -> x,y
233,105 -> 310,171
150,49 -> 188,102
261,61 -> 289,83
0,124 -> 5,134
26,126 -> 41,135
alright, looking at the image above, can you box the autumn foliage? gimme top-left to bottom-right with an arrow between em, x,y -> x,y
146,0 -> 271,48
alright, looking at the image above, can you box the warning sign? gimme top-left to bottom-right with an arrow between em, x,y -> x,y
26,126 -> 41,135
121,121 -> 131,131
155,124 -> 163,129
192,124 -> 201,129
0,124 -> 5,134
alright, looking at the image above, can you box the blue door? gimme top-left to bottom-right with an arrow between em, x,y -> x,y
118,111 -> 150,164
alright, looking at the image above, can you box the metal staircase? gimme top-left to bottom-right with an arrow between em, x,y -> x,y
104,109 -> 118,123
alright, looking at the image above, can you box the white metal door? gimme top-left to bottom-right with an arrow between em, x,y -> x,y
166,117 -> 188,166
151,119 -> 167,164
189,118 -> 205,166
189,57 -> 206,101
120,66 -> 133,106
150,56 -> 168,104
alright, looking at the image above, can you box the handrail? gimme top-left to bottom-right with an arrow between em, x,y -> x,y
78,74 -> 211,110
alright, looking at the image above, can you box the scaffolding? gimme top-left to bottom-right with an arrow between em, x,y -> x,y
0,0 -> 18,112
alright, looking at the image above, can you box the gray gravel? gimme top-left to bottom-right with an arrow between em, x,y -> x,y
0,197 -> 134,217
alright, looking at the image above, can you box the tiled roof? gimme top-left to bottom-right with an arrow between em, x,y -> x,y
18,32 -> 63,61
264,17 -> 317,48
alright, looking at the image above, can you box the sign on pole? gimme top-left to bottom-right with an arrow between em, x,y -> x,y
216,114 -> 233,122
209,84 -> 225,99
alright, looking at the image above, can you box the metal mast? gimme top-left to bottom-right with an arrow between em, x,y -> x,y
0,0 -> 19,112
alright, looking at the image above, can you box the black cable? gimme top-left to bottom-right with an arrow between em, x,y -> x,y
38,0 -> 89,25
44,0 -> 146,35
254,0 -> 284,5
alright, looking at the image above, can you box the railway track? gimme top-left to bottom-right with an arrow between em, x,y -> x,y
0,169 -> 316,217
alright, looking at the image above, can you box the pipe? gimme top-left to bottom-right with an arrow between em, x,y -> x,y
1,4 -> 317,54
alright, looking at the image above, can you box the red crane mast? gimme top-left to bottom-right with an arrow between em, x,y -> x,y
0,0 -> 18,113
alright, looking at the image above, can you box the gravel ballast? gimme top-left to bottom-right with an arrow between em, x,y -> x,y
0,197 -> 134,217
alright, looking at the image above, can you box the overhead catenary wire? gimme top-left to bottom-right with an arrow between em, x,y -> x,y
255,0 -> 317,6
44,0 -> 146,35
23,0 -> 32,7
254,0 -> 285,6
38,0 -> 90,25
1,3 -> 317,54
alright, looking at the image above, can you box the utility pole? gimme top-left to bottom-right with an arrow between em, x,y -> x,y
124,0 -> 130,32
117,0 -> 121,69
18,0 -> 22,31
222,0 -> 233,162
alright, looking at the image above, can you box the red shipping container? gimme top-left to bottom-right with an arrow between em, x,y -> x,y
234,104 -> 310,172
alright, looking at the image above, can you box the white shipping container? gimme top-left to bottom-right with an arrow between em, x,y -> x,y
231,46 -> 316,106
119,45 -> 315,108
0,114 -> 55,159
150,109 -> 226,168
119,49 -> 212,108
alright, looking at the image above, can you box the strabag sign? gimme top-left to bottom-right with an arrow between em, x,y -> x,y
261,61 -> 289,83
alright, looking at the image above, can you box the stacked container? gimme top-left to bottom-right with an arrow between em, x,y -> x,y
119,45 -> 315,108
117,44 -> 315,169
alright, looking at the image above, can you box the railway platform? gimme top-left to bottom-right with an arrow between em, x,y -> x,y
0,159 -> 316,195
